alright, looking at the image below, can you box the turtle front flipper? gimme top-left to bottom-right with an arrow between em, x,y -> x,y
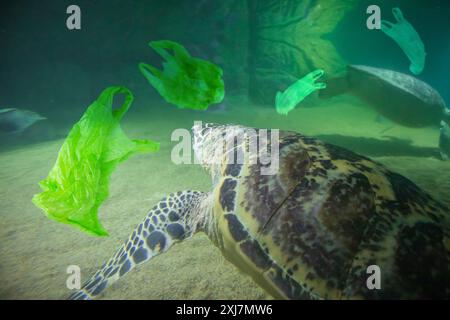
68,190 -> 209,300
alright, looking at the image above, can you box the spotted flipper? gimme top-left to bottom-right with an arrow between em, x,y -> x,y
68,190 -> 208,300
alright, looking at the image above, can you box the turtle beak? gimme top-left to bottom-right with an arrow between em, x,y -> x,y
192,121 -> 203,139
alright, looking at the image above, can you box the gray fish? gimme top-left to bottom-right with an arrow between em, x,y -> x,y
0,108 -> 46,134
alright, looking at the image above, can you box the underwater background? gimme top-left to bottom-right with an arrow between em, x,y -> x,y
0,0 -> 449,299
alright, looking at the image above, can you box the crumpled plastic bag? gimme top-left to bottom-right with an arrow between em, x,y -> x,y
275,69 -> 326,115
139,40 -> 225,110
32,86 -> 159,236
381,7 -> 425,75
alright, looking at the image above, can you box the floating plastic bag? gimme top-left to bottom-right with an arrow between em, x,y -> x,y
381,7 -> 425,75
139,40 -> 225,110
32,86 -> 159,236
275,69 -> 326,115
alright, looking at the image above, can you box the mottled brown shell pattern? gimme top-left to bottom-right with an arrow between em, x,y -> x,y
213,129 -> 449,299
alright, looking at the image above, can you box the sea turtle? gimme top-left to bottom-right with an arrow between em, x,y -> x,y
69,123 -> 450,300
319,64 -> 450,160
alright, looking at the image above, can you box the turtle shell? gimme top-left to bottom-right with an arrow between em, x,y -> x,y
347,65 -> 447,127
210,126 -> 449,299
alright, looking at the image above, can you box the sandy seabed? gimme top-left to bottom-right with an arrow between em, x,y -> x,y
1,95 -> 449,299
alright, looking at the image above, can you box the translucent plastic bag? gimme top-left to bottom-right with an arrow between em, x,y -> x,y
32,86 -> 159,236
381,7 -> 425,75
139,40 -> 224,110
275,69 -> 326,115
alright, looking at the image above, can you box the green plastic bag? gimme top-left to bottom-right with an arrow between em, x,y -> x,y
275,69 -> 326,115
32,86 -> 159,236
381,7 -> 425,75
139,40 -> 225,110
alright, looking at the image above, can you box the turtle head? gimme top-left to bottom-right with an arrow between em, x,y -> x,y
193,121 -> 280,178
192,121 -> 227,172
192,122 -> 246,181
